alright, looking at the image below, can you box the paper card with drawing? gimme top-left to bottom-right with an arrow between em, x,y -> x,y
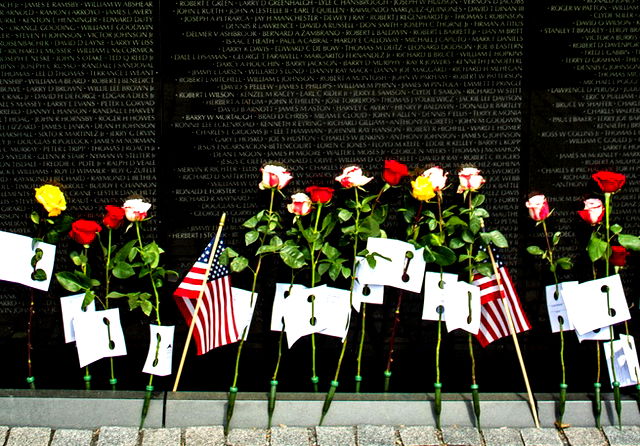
352,263 -> 385,312
563,275 -> 630,335
73,308 -> 127,368
315,286 -> 351,340
231,287 -> 257,337
604,335 -> 640,387
271,283 -> 308,331
0,231 -> 56,291
356,238 -> 426,293
142,324 -> 174,376
445,281 -> 481,335
60,294 -> 96,343
545,282 -> 575,333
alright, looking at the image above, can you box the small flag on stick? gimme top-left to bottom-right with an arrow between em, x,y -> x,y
473,263 -> 531,347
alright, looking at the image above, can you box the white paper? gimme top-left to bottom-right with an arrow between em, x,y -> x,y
0,231 -> 56,291
73,308 -> 127,368
545,282 -> 575,333
576,326 -> 612,342
563,275 -> 630,335
445,282 -> 481,335
316,286 -> 351,340
356,238 -> 426,293
60,294 -> 96,343
143,325 -> 174,376
352,270 -> 385,312
604,335 -> 640,387
422,272 -> 458,321
271,283 -> 307,331
231,287 -> 257,336
283,285 -> 328,348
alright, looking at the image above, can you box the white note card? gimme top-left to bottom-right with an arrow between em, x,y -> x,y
73,308 -> 127,368
142,324 -> 174,376
0,231 -> 56,291
604,335 -> 640,387
545,282 -> 575,333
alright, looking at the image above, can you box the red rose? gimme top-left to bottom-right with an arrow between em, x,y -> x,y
525,194 -> 550,222
577,198 -> 604,225
592,171 -> 625,193
610,246 -> 630,267
69,219 -> 102,245
382,160 -> 409,186
103,205 -> 126,229
306,186 -> 334,204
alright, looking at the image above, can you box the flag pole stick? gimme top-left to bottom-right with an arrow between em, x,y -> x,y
172,213 -> 227,392
482,221 -> 541,428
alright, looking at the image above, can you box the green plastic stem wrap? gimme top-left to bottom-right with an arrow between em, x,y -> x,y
471,384 -> 481,431
613,381 -> 622,429
434,382 -> 442,430
558,383 -> 568,426
267,380 -> 278,429
224,386 -> 238,435
593,382 -> 602,428
319,380 -> 339,426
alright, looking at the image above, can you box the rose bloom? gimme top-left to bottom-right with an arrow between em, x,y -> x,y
525,194 -> 550,221
259,164 -> 293,190
335,166 -> 373,188
103,205 -> 126,229
457,167 -> 485,193
610,246 -> 630,267
577,198 -> 604,225
382,160 -> 409,186
421,166 -> 448,192
411,175 -> 436,202
122,198 -> 152,222
592,170 -> 625,193
34,184 -> 66,217
69,219 -> 102,245
306,186 -> 334,204
287,193 -> 312,216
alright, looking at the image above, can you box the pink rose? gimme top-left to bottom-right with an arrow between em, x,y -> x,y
457,167 -> 485,193
422,166 -> 448,192
578,198 -> 604,225
287,193 -> 312,216
122,198 -> 151,222
259,164 -> 293,190
335,166 -> 373,188
525,194 -> 550,221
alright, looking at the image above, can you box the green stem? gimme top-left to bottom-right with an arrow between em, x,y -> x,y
105,229 -> 116,388
436,311 -> 442,384
356,303 -> 366,392
135,222 -> 161,325
84,366 -> 91,390
466,191 -> 477,387
309,203 -> 323,388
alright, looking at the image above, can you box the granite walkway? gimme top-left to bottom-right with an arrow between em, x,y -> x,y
2,425 -> 640,446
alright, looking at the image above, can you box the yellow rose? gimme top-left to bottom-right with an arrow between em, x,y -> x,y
34,184 -> 66,217
411,176 -> 435,202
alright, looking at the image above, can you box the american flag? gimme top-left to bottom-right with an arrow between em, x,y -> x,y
173,235 -> 239,355
472,261 -> 531,348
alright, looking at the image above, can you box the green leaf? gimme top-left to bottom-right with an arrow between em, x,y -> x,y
587,233 -> 609,261
322,243 -> 340,260
302,227 -> 319,244
487,230 -> 509,248
30,211 -> 40,225
317,262 -> 330,277
341,266 -> 351,279
527,245 -> 545,256
338,209 -> 353,222
422,246 -> 436,263
556,257 -> 573,270
552,232 -> 561,247
469,217 -> 481,235
82,290 -> 96,309
279,244 -> 306,269
475,263 -> 493,277
328,263 -> 341,281
231,256 -> 249,272
471,194 -> 485,207
140,299 -> 153,316
256,244 -> 277,255
449,237 -> 465,250
56,272 -> 84,292
140,242 -> 161,268
432,246 -> 456,266
113,239 -> 137,263
444,216 -> 467,229
619,234 -> 640,251
106,291 -> 128,299
113,261 -> 136,279
269,235 -> 283,248
242,213 -> 260,229
461,229 -> 475,244
611,224 -> 623,234
31,269 -> 47,281
472,208 -> 489,219
245,230 -> 260,246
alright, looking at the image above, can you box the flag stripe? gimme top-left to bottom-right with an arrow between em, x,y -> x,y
173,235 -> 238,355
473,266 -> 531,347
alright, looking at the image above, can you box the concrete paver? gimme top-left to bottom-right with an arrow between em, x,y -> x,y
270,426 -> 313,446
356,425 -> 398,446
561,427 -> 606,446
184,426 -> 225,446
141,427 -> 181,446
441,426 -> 481,446
51,429 -> 94,446
226,428 -> 268,446
520,428 -> 563,446
5,426 -> 51,446
316,426 -> 356,446
482,427 -> 524,446
603,425 -> 640,446
96,426 -> 139,446
398,426 -> 440,446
